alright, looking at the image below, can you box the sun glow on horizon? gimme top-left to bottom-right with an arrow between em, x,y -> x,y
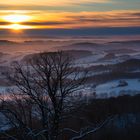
3,14 -> 31,23
0,24 -> 34,30
1,14 -> 32,30
8,24 -> 32,30
0,9 -> 140,31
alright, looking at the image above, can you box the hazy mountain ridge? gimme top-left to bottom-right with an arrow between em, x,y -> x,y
21,50 -> 92,63
109,40 -> 140,44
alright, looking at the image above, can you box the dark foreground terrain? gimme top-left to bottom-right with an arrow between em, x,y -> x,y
0,94 -> 140,140
62,94 -> 140,140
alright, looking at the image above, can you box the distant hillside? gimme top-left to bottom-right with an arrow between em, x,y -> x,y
22,50 -> 92,63
72,42 -> 98,46
57,42 -> 100,51
87,58 -> 140,73
0,40 -> 19,45
0,52 -> 8,58
99,53 -> 116,61
105,49 -> 137,54
109,40 -> 140,44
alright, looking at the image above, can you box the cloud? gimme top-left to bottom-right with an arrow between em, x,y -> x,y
22,21 -> 74,26
0,10 -> 140,29
0,0 -> 111,6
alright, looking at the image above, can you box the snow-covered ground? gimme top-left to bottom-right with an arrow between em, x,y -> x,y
0,86 -> 14,93
95,79 -> 140,98
0,113 -> 11,132
74,52 -> 138,68
1,39 -> 140,99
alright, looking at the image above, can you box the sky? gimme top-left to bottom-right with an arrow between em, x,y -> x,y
0,0 -> 140,36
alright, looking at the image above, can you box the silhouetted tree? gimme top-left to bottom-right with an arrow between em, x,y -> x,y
0,51 -> 87,140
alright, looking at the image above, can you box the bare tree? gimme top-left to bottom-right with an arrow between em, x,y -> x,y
0,51 -> 87,140
69,116 -> 115,140
0,91 -> 35,140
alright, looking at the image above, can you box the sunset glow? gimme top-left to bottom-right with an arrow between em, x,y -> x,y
1,14 -> 32,30
0,0 -> 139,32
3,24 -> 33,30
0,1 -> 140,138
3,14 -> 31,23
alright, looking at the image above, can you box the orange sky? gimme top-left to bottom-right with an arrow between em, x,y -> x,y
0,0 -> 140,30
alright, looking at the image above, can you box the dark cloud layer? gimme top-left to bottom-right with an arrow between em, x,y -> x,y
0,27 -> 140,36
